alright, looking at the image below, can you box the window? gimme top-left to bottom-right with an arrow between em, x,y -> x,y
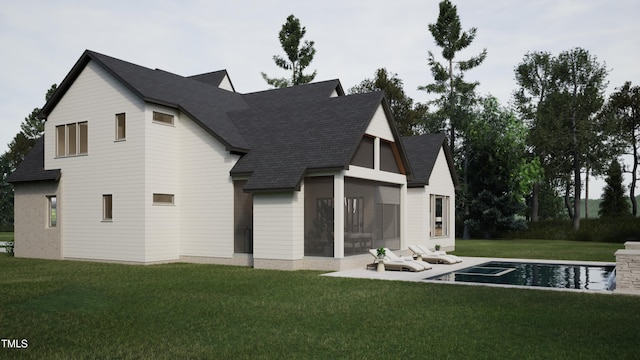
380,140 -> 401,173
153,111 -> 174,125
56,122 -> 88,157
115,113 -> 126,140
153,193 -> 174,205
103,194 -> 113,221
431,195 -> 449,237
350,136 -> 374,169
56,125 -> 66,157
48,196 -> 57,227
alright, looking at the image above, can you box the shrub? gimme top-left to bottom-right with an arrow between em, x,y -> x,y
501,217 -> 640,243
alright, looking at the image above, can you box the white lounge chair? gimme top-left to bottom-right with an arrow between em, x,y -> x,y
382,248 -> 433,270
412,244 -> 462,263
408,245 -> 458,264
368,249 -> 427,272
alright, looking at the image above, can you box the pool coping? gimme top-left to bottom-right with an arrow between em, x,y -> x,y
321,257 -> 616,294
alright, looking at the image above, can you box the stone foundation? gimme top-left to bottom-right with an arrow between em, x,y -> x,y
615,242 -> 640,295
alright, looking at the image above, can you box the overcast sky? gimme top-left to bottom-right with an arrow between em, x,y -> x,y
1,0 -> 638,198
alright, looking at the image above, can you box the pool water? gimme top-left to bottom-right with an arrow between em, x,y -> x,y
427,261 -> 616,291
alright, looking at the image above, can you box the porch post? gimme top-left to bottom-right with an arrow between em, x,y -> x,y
334,172 -> 345,258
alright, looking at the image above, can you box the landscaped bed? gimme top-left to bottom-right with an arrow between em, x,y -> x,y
0,237 -> 637,359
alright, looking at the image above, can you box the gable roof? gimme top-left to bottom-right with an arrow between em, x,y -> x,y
40,50 -> 251,152
230,91 -> 406,192
401,133 -> 458,188
7,136 -> 60,183
22,50 -> 413,192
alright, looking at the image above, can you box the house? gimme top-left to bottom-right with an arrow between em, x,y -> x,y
8,50 -> 458,271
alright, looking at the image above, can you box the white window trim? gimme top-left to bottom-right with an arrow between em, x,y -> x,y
430,194 -> 449,238
153,193 -> 175,205
115,113 -> 126,141
47,195 -> 57,228
102,194 -> 113,222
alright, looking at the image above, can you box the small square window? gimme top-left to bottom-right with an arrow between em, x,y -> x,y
116,113 -> 126,140
48,196 -> 57,227
103,194 -> 113,221
152,111 -> 174,125
153,193 -> 174,205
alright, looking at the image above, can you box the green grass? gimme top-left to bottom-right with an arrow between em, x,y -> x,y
1,240 -> 638,359
0,232 -> 13,242
453,239 -> 623,262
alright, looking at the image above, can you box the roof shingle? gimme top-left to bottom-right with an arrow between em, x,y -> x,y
7,136 -> 60,183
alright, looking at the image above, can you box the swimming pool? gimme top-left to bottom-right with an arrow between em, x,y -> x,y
427,261 -> 616,291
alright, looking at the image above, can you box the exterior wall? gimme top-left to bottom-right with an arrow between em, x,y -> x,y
406,187 -> 428,244
178,111 -> 239,259
218,75 -> 234,92
424,147 -> 456,251
252,190 -> 304,270
365,105 -> 394,141
144,105 -> 180,262
13,181 -> 61,259
45,61 -> 147,262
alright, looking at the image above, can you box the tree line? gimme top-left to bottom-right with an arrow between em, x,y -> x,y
260,3 -> 638,237
1,2 -> 638,236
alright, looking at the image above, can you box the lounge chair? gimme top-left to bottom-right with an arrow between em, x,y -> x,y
368,249 -> 427,272
411,244 -> 462,263
382,248 -> 433,270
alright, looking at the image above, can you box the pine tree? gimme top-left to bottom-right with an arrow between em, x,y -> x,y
599,159 -> 631,218
261,14 -> 317,88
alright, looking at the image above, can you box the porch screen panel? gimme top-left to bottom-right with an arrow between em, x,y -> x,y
304,176 -> 334,257
234,180 -> 253,254
344,178 -> 401,255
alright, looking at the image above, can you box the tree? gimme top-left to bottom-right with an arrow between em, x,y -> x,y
516,49 -> 608,230
0,83 -> 57,230
349,68 -> 427,136
513,51 -> 553,221
599,159 -> 631,218
548,48 -> 608,230
463,96 -> 542,237
261,14 -> 317,88
419,0 -> 487,153
601,82 -> 640,216
0,153 -> 13,229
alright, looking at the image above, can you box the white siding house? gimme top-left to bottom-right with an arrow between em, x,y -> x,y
9,50 -> 458,270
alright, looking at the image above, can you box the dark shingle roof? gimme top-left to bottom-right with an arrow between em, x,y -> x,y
230,91 -> 390,192
7,136 -> 60,183
401,133 -> 458,188
41,50 -> 251,152
242,80 -> 344,108
22,50 -> 416,192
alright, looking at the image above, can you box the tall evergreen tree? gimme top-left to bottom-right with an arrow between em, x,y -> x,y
261,14 -> 317,88
0,83 -> 57,229
599,159 -> 631,218
601,81 -> 640,216
419,0 -> 487,153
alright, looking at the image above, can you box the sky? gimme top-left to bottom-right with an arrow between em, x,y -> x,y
1,0 -> 638,199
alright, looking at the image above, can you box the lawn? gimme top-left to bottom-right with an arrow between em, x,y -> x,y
1,239 -> 638,359
0,232 -> 13,242
454,239 -> 623,262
